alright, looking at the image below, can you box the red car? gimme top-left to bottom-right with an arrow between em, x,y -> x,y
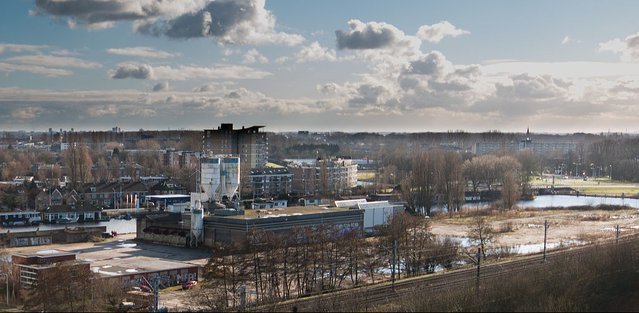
182,280 -> 197,290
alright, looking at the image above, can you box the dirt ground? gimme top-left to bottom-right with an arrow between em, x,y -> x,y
430,208 -> 639,251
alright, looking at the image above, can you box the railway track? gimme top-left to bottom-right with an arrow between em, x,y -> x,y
252,234 -> 639,312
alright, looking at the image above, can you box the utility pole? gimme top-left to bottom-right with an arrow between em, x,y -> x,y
391,239 -> 397,290
240,284 -> 247,311
543,220 -> 549,262
152,276 -> 160,313
476,247 -> 481,291
142,276 -> 160,312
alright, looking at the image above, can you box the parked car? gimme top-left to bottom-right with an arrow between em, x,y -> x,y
101,232 -> 114,238
182,280 -> 197,290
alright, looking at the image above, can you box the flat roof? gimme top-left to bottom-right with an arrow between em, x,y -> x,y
13,249 -> 77,258
215,205 -> 354,220
91,256 -> 198,278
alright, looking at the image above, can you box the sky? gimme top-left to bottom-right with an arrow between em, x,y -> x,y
2,0 -> 639,133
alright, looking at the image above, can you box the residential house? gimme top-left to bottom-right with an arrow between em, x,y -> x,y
149,179 -> 188,195
42,203 -> 102,223
84,181 -> 149,209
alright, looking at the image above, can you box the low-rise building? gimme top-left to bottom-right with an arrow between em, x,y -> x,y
92,256 -> 198,289
251,199 -> 288,209
335,199 -> 405,233
12,251 -> 90,288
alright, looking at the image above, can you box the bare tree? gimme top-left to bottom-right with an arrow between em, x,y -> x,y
501,170 -> 521,210
468,216 -> 497,260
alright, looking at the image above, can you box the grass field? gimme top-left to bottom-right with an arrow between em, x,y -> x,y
530,175 -> 639,197
357,170 -> 376,182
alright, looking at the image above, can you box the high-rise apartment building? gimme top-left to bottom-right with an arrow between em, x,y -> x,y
203,124 -> 268,196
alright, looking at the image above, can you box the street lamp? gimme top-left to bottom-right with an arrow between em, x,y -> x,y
609,164 -> 613,181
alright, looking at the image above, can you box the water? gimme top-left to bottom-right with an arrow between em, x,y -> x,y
437,235 -> 586,256
0,218 -> 137,234
456,195 -> 639,211
517,195 -> 639,209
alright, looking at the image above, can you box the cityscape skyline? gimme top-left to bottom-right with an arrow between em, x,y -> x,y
2,1 -> 639,133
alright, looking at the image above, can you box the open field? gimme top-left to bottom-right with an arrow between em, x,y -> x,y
531,175 -> 639,197
357,170 -> 376,181
430,206 -> 639,251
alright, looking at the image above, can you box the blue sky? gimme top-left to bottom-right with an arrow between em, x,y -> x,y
2,0 -> 639,133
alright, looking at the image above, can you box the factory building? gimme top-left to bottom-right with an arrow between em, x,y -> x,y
138,205 -> 364,249
203,206 -> 363,248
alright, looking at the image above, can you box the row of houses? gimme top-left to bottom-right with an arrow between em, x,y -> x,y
0,177 -> 188,216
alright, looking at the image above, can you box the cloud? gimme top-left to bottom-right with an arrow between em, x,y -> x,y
6,54 -> 102,69
106,47 -> 178,58
0,62 -> 73,77
599,32 -> 639,62
0,43 -> 48,54
34,0 -> 304,46
561,36 -> 580,45
32,0 -> 205,28
152,81 -> 169,92
242,48 -> 268,64
153,64 -> 271,80
11,107 -> 45,120
495,73 -> 571,100
416,21 -> 469,43
109,63 -> 271,81
110,63 -> 154,79
336,19 -> 410,50
278,42 -> 337,64
155,1 -> 302,45
138,0 -> 304,45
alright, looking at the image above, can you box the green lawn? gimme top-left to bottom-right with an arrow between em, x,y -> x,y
357,170 -> 376,181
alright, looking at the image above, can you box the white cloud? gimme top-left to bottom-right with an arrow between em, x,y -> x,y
6,54 -> 102,69
482,61 -> 639,78
107,47 -> 179,58
152,64 -> 271,80
277,42 -> 338,64
11,107 -> 45,120
0,43 -> 48,54
495,74 -> 571,100
562,36 -> 573,45
0,62 -> 73,77
416,21 -> 469,43
599,32 -> 639,62
242,49 -> 268,64
109,63 -> 271,80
